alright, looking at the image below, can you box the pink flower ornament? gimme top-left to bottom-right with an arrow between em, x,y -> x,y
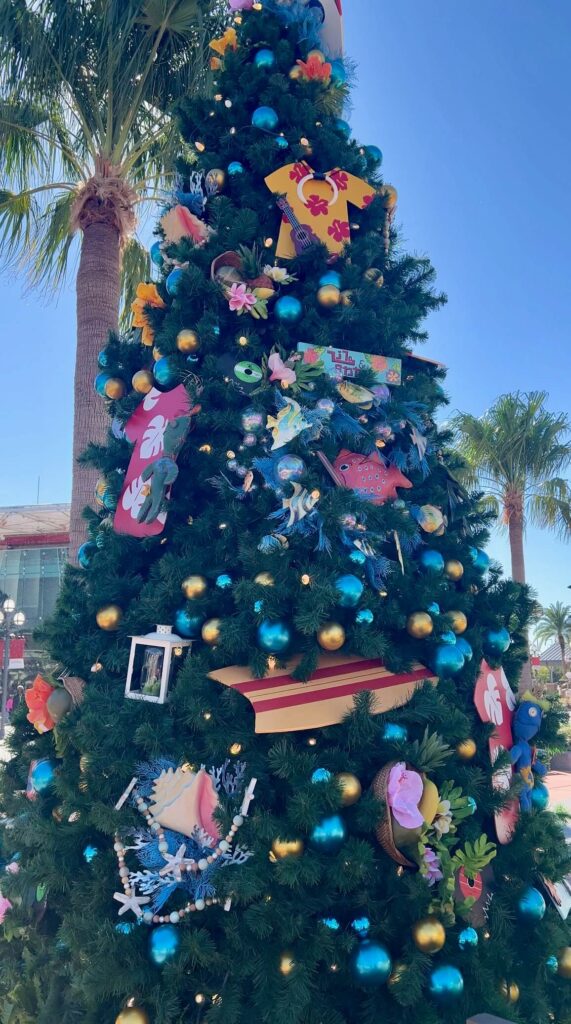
387,762 -> 424,829
422,847 -> 443,885
228,0 -> 253,9
0,894 -> 12,923
268,352 -> 297,385
228,282 -> 257,312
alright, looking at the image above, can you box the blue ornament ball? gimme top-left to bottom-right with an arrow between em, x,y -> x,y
254,600 -> 264,613
310,814 -> 346,853
115,921 -> 135,935
174,608 -> 204,638
257,619 -> 291,654
349,550 -> 366,566
440,630 -> 457,645
426,602 -> 440,615
455,637 -> 473,662
432,644 -> 465,677
483,627 -> 511,657
150,241 -> 163,267
382,722 -> 408,742
31,759 -> 56,792
166,267 -> 184,295
531,782 -> 549,810
216,574 -> 233,590
351,939 -> 392,988
364,144 -> 383,164
228,160 -> 245,176
311,768 -> 332,783
333,117 -> 351,137
275,295 -> 302,322
546,955 -> 559,974
94,371 -> 111,396
277,454 -> 306,481
334,574 -> 364,608
319,270 -> 342,288
517,886 -> 546,922
469,546 -> 490,572
254,48 -> 276,68
356,609 -> 374,625
149,923 -> 180,965
321,916 -> 340,930
252,105 -> 279,131
83,844 -> 99,864
330,59 -> 347,85
77,541 -> 96,569
153,356 -> 179,388
429,965 -> 464,1003
275,135 -> 289,149
97,350 -> 110,368
351,917 -> 371,937
419,549 -> 445,574
458,926 -> 478,950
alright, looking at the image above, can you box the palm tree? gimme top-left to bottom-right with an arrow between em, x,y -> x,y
0,0 -> 221,557
535,602 -> 571,673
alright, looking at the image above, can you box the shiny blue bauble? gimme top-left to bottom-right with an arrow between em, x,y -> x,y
458,926 -> 478,950
351,917 -> 371,937
94,371 -> 112,396
166,267 -> 184,295
426,602 -> 440,615
382,722 -> 408,742
153,356 -> 179,388
467,797 -> 477,814
277,454 -> 306,481
150,241 -> 163,267
254,600 -> 264,613
531,782 -> 549,810
356,609 -> 374,625
432,644 -> 465,677
469,546 -> 490,572
546,955 -> 559,973
274,295 -> 302,322
97,350 -> 110,368
440,630 -> 457,645
321,916 -> 340,930
349,550 -> 366,566
483,627 -> 510,658
310,814 -> 346,853
429,965 -> 464,1003
517,886 -> 546,922
174,608 -> 204,638
311,768 -> 332,783
228,160 -> 245,176
455,637 -> 473,662
364,144 -> 383,164
351,939 -> 392,988
333,117 -> 351,137
330,59 -> 347,85
31,759 -> 55,792
254,48 -> 276,68
419,549 -> 445,574
115,921 -> 135,934
83,844 -> 99,863
334,574 -> 364,608
275,135 -> 289,149
252,105 -> 279,131
319,270 -> 342,288
149,923 -> 180,965
77,541 -> 96,569
257,619 -> 291,654
216,574 -> 233,589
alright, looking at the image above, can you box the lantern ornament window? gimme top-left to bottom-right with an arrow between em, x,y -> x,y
125,625 -> 192,704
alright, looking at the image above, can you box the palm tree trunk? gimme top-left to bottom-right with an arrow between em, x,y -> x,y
559,634 -> 567,673
506,495 -> 532,692
70,220 -> 121,559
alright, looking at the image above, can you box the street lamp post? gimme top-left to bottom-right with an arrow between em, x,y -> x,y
0,598 -> 25,740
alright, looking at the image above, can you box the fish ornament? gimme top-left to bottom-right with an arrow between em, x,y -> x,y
336,380 -> 375,408
282,483 -> 320,526
317,448 -> 412,504
266,397 -> 311,450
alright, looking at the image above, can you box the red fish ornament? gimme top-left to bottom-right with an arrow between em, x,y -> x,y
317,448 -> 412,504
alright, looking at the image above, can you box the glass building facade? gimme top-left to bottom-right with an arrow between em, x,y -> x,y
0,543 -> 68,630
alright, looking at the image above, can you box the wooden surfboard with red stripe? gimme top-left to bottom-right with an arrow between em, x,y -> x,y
209,654 -> 436,733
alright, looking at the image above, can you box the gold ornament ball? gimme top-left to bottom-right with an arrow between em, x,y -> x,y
205,167 -> 226,191
456,738 -> 477,761
340,290 -> 353,306
446,610 -> 468,634
364,267 -> 384,287
317,621 -> 346,651
152,345 -> 163,361
316,284 -> 341,308
558,947 -> 571,978
176,329 -> 200,354
181,574 -> 208,599
201,618 -> 221,646
336,772 -> 362,806
411,916 -> 446,954
444,559 -> 464,581
271,837 -> 304,860
254,572 -> 275,586
498,979 -> 520,1003
406,611 -> 434,639
104,377 -> 126,400
132,369 -> 154,394
289,65 -> 301,80
96,604 -> 123,631
279,951 -> 296,976
115,1009 -> 150,1024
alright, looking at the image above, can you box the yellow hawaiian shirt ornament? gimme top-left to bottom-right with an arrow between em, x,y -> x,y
209,27 -> 238,68
131,283 -> 166,347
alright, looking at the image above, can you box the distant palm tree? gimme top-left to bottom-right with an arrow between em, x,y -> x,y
535,602 -> 571,672
0,0 -> 221,558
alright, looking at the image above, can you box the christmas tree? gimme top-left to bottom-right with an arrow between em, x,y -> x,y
2,3 -> 571,1023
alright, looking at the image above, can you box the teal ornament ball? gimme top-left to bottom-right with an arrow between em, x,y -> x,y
149,923 -> 180,965
257,619 -> 291,654
364,144 -> 383,164
333,117 -> 351,137
351,939 -> 392,987
469,546 -> 490,572
275,295 -> 302,322
531,782 -> 549,810
252,105 -> 278,131
310,814 -> 346,853
517,886 -> 546,922
166,267 -> 184,295
426,602 -> 440,615
154,356 -> 179,388
311,768 -> 332,783
31,759 -> 55,792
319,270 -> 342,288
458,927 -> 478,950
419,549 -> 445,574
429,965 -> 464,1003
277,454 -> 306,481
467,797 -> 477,814
356,609 -> 374,625
150,241 -> 163,267
94,371 -> 111,396
77,541 -> 96,569
546,955 -> 559,974
174,608 -> 204,638
330,59 -> 347,85
228,160 -> 245,176
382,722 -> 408,742
97,349 -> 110,368
440,630 -> 457,645
254,600 -> 264,613
83,844 -> 99,863
254,48 -> 275,68
455,637 -> 473,662
115,921 -> 135,934
349,550 -> 366,566
335,574 -> 364,608
216,574 -> 233,590
351,917 -> 371,937
483,627 -> 510,658
433,644 -> 465,677
275,135 -> 289,149
321,916 -> 340,930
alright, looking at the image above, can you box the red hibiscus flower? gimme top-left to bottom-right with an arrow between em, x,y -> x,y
306,193 -> 329,217
289,162 -> 309,183
327,219 -> 350,242
25,675 -> 55,734
362,192 -> 376,206
330,170 -> 348,191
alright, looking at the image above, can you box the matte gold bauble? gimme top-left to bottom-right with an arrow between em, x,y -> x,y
201,618 -> 221,645
456,738 -> 477,761
254,572 -> 275,586
317,621 -> 346,651
181,574 -> 208,599
104,377 -> 126,400
115,1009 -> 150,1024
205,167 -> 226,192
176,329 -> 200,354
317,284 -> 341,308
132,369 -> 154,394
271,837 -> 304,860
336,772 -> 362,806
558,947 -> 571,978
444,559 -> 464,581
498,979 -> 519,1003
406,611 -> 433,639
446,610 -> 468,634
279,951 -> 295,976
96,604 -> 122,631
411,916 -> 446,954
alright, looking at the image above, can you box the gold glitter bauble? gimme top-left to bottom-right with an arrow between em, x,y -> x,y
115,1009 -> 150,1024
181,574 -> 208,599
558,947 -> 571,979
411,917 -> 446,954
254,572 -> 275,586
316,621 -> 345,651
104,377 -> 126,400
406,611 -> 433,639
316,284 -> 341,308
271,838 -> 304,860
456,738 -> 477,761
132,369 -> 154,394
176,329 -> 200,354
498,979 -> 520,1003
336,772 -> 362,806
96,604 -> 122,631
201,618 -> 221,645
446,610 -> 468,634
444,559 -> 464,581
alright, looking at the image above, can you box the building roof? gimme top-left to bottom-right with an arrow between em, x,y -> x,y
539,640 -> 571,665
0,504 -> 70,541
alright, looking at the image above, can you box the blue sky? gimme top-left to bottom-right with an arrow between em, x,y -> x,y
1,0 -> 570,615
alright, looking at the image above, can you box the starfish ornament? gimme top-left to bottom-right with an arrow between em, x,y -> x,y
113,890 -> 150,918
159,844 -> 188,881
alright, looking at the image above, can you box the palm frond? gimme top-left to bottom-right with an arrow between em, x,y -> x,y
527,479 -> 571,540
119,236 -> 151,328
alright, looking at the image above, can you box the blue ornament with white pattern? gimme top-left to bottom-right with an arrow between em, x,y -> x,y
216,574 -> 233,589
257,619 -> 291,654
356,609 -> 374,625
149,923 -> 180,965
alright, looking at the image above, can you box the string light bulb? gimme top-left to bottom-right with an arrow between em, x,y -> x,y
203,711 -> 212,721
226,450 -> 236,459
264,237 -> 273,247
225,99 -> 233,108
307,736 -> 317,747
267,655 -> 277,670
229,742 -> 243,755
199,444 -> 212,453
173,646 -> 183,656
195,140 -> 205,152
300,574 -> 311,586
237,334 -> 249,347
214,93 -> 223,101
195,994 -> 206,1005
300,136 -> 309,147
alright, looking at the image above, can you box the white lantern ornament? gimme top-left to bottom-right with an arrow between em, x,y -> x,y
125,624 -> 191,704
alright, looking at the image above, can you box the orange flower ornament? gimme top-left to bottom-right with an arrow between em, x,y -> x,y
25,675 -> 56,734
131,282 -> 166,347
295,50 -> 332,83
